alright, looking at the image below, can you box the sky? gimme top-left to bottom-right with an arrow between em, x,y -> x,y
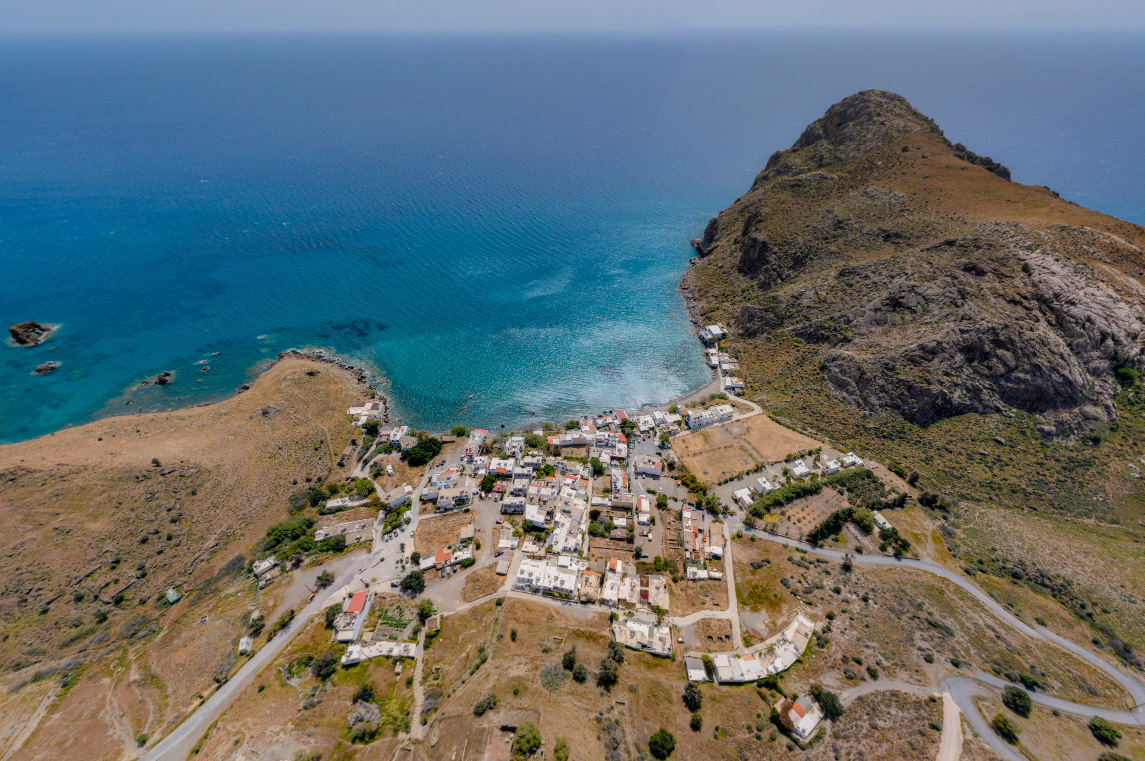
3,0 -> 1145,34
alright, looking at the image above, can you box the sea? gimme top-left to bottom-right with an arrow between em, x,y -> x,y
2,32 -> 1144,443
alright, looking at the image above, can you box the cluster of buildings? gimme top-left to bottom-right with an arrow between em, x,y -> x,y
633,409 -> 685,436
733,451 -> 866,509
514,555 -> 669,612
422,466 -> 475,510
685,613 -> 815,685
681,507 -> 724,579
612,616 -> 673,658
314,517 -> 374,545
681,403 -> 736,431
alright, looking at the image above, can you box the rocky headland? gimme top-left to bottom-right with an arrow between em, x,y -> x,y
685,89 -> 1145,436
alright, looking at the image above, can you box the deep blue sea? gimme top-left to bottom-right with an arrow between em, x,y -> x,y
2,33 -> 1144,443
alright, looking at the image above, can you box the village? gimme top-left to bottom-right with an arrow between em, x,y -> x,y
234,322 -> 894,742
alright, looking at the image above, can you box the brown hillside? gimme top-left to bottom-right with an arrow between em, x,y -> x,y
0,357 -> 361,757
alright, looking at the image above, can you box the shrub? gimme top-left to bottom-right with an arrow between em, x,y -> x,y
554,737 -> 570,761
1089,716 -> 1122,747
991,713 -> 1019,744
597,658 -> 619,689
541,664 -> 565,691
682,682 -> 703,712
562,647 -> 577,671
317,535 -> 346,554
324,604 -> 340,629
690,713 -> 703,732
459,557 -> 476,569
1098,753 -> 1131,761
353,682 -> 376,704
417,599 -> 435,622
315,570 -> 335,589
310,651 -> 338,681
572,662 -> 588,683
511,721 -> 542,760
648,728 -> 676,759
473,693 -> 499,716
1002,686 -> 1032,717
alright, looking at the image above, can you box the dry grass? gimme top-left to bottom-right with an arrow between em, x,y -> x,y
737,414 -> 821,462
461,567 -> 504,603
414,510 -> 474,555
0,358 -> 362,761
192,614 -> 414,761
975,693 -> 1145,761
672,425 -> 759,483
668,578 -> 728,617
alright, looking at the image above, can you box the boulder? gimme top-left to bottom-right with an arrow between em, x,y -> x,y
9,321 -> 52,346
32,361 -> 60,375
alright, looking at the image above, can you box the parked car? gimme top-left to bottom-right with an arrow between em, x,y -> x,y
391,580 -> 400,588
494,550 -> 504,557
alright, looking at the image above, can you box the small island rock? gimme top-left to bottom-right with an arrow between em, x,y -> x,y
32,361 -> 61,375
8,321 -> 53,346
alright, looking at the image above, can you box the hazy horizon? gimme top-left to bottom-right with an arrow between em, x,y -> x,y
3,0 -> 1144,35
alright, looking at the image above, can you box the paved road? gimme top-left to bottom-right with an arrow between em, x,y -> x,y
140,550 -> 389,761
731,521 -> 1145,709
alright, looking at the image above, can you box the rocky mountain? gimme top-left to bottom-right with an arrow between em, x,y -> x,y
688,90 -> 1145,434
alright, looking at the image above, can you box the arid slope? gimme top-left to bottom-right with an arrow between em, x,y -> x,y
0,358 -> 360,759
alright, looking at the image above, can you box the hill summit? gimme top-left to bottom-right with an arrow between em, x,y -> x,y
688,89 -> 1145,433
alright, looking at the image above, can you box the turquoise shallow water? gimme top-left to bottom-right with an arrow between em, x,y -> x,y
1,33 -> 1144,442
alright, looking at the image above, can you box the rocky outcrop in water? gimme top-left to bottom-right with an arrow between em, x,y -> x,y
8,321 -> 53,346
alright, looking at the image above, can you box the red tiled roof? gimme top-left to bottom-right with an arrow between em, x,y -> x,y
346,590 -> 369,614
435,548 -> 451,565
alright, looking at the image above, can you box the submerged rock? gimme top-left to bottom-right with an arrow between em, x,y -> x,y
32,361 -> 60,375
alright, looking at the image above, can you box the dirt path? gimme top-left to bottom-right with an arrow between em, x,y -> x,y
937,690 -> 963,761
409,628 -> 427,742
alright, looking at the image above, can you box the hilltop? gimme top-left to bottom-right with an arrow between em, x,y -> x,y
690,89 -> 1145,433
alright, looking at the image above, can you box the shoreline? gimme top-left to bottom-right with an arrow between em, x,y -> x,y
4,244 -> 718,443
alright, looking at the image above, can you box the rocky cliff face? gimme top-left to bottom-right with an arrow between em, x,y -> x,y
689,90 -> 1145,433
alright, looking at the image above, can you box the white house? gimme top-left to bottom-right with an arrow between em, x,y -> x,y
841,452 -> 863,468
734,488 -> 754,508
789,459 -> 811,478
823,459 -> 841,475
754,476 -> 777,494
784,695 -> 825,741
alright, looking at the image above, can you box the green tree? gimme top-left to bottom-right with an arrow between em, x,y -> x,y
310,651 -> 338,681
1089,716 -> 1122,747
648,728 -> 676,759
450,425 -> 469,437
572,662 -> 588,683
1002,686 -> 1032,718
597,658 -> 618,690
690,713 -> 702,732
410,551 -> 422,566
480,474 -> 497,493
810,684 -> 844,720
659,432 -> 670,446
590,457 -> 604,477
562,646 -> 577,671
400,570 -> 426,594
315,570 -> 335,589
682,682 -> 702,712
511,721 -> 542,760
417,598 -> 435,622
